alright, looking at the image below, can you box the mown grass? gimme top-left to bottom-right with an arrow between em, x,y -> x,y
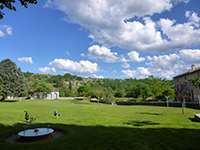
0,99 -> 200,150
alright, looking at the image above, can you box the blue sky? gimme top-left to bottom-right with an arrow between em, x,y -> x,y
1,0 -> 200,79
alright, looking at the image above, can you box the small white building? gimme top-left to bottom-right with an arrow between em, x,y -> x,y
29,89 -> 59,99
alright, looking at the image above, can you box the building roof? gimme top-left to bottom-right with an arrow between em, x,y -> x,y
29,89 -> 59,93
173,66 -> 200,78
53,89 -> 59,92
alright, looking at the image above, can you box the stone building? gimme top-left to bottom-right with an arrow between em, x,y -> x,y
29,89 -> 59,99
173,65 -> 200,102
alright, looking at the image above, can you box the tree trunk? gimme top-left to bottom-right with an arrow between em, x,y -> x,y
0,97 -> 5,102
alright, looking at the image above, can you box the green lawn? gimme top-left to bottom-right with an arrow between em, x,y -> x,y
0,99 -> 200,150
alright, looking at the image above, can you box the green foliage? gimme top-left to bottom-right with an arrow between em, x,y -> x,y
129,98 -> 140,102
31,81 -> 53,94
105,93 -> 115,104
23,71 -> 34,78
0,59 -> 27,101
189,77 -> 200,88
0,0 -> 37,19
23,71 -> 174,100
77,86 -> 91,97
128,83 -> 152,100
114,90 -> 125,98
144,75 -> 175,101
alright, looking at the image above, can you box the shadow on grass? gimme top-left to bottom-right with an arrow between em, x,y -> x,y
136,112 -> 163,115
123,120 -> 160,126
4,100 -> 19,103
188,118 -> 199,122
1,123 -> 200,150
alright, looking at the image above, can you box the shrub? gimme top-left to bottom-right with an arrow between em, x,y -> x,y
105,93 -> 115,104
129,98 -> 140,102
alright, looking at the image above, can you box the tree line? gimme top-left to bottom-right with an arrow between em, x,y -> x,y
0,58 -> 176,102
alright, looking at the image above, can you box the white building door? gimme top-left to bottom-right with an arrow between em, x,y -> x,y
53,93 -> 57,99
48,93 -> 52,99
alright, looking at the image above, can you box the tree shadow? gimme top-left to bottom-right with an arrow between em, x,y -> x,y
136,112 -> 163,115
1,123 -> 200,150
4,100 -> 19,103
124,120 -> 160,126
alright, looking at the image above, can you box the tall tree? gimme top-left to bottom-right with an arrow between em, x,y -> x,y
0,0 -> 37,19
0,58 -> 27,101
77,85 -> 91,97
128,83 -> 152,100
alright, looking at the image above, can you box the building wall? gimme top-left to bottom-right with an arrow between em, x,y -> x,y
174,71 -> 200,102
31,92 -> 59,99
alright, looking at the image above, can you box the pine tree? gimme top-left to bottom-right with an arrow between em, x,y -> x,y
0,59 -> 27,101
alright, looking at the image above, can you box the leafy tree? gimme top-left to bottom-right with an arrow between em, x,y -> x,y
175,82 -> 190,102
114,90 -> 125,98
0,58 -> 27,101
105,93 -> 115,104
77,86 -> 91,97
69,80 -> 72,90
0,0 -> 37,19
145,75 -> 175,100
31,81 -> 53,94
128,83 -> 152,100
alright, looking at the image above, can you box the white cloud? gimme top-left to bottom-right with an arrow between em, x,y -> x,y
121,67 -> 151,79
127,51 -> 145,62
0,30 -> 5,37
121,49 -> 200,79
185,11 -> 200,27
49,58 -> 99,74
66,51 -> 70,56
39,67 -> 56,73
179,49 -> 200,64
0,25 -> 12,37
146,54 -> 180,70
18,57 -> 33,64
45,0 -> 200,54
122,62 -> 130,69
88,45 -> 119,63
119,51 -> 145,63
173,0 -> 190,5
92,74 -> 104,79
81,53 -> 85,57
112,70 -> 117,74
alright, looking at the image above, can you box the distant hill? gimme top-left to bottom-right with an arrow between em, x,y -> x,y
23,72 -> 175,100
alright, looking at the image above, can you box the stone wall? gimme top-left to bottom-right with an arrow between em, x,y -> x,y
174,69 -> 200,102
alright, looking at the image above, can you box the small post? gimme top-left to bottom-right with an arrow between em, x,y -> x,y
182,102 -> 184,114
198,96 -> 200,108
183,97 -> 186,108
166,96 -> 169,107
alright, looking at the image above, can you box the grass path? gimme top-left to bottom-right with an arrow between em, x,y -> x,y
0,99 -> 200,149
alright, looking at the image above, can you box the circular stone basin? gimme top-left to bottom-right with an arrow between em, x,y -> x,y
18,128 -> 54,141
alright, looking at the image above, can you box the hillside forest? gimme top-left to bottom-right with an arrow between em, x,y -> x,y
23,72 -> 175,101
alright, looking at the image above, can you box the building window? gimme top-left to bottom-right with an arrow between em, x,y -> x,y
185,76 -> 187,80
177,79 -> 178,82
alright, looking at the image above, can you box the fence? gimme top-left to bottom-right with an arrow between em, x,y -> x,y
116,101 -> 200,109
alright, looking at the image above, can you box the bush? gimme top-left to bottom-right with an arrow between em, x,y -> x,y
105,93 -> 115,104
129,98 -> 140,102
